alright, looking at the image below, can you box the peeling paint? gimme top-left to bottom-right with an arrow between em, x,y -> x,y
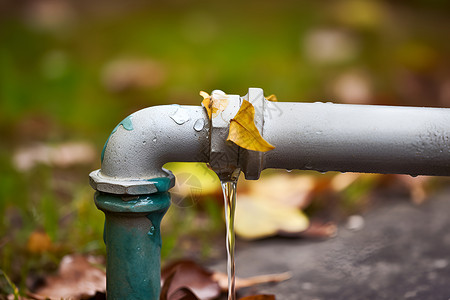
147,177 -> 171,192
101,115 -> 134,163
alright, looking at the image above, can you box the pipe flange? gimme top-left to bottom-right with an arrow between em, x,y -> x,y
239,87 -> 266,180
209,90 -> 242,180
89,168 -> 175,195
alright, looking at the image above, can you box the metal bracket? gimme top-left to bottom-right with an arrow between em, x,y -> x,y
208,90 -> 242,180
239,88 -> 266,180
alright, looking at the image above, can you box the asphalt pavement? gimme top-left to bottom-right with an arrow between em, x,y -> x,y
211,188 -> 450,300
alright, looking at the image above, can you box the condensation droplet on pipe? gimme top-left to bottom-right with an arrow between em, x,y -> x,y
193,118 -> 205,132
170,106 -> 191,125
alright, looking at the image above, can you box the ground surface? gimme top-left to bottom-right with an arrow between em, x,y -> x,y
211,189 -> 450,300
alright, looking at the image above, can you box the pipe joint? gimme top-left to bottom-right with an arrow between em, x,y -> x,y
207,88 -> 269,180
90,105 -> 210,195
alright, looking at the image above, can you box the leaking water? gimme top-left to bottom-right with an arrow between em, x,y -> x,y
220,176 -> 239,300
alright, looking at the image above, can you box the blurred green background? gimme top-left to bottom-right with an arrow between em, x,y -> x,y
1,0 -> 449,291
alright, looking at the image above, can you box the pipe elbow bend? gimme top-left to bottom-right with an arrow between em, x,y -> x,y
90,105 -> 210,195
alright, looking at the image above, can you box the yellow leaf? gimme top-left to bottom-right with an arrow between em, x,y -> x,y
235,194 -> 309,240
200,91 -> 212,119
200,90 -> 230,119
248,174 -> 315,210
227,100 -> 275,152
210,91 -> 229,118
164,162 -> 220,196
265,94 -> 278,102
27,230 -> 52,253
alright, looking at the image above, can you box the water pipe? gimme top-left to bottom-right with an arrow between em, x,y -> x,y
89,88 -> 450,299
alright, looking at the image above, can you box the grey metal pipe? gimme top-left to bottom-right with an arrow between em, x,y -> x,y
91,104 -> 210,194
89,87 -> 450,299
263,101 -> 450,176
102,105 -> 209,178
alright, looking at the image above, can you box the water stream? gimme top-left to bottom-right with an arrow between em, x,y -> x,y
221,179 -> 238,300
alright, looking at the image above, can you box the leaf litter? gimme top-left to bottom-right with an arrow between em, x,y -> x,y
161,260 -> 288,300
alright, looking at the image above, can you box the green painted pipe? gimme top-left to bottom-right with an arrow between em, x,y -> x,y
95,191 -> 171,299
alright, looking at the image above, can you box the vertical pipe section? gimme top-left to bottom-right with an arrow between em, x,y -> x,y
263,101 -> 450,176
95,192 -> 171,300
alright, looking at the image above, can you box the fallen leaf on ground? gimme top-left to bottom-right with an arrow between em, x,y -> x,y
13,142 -> 96,172
239,295 -> 275,300
246,174 -> 315,209
161,260 -> 289,300
35,255 -> 106,300
27,230 -> 52,254
234,194 -> 309,240
161,260 -> 220,300
164,162 -> 219,199
166,287 -> 200,300
212,272 -> 291,292
297,221 -> 337,238
394,174 -> 430,204
227,100 -> 274,152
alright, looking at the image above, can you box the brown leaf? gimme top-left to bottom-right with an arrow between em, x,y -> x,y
35,255 -> 106,300
169,288 -> 200,300
13,142 -> 96,172
394,174 -> 430,204
161,260 -> 220,300
162,271 -> 199,300
297,221 -> 337,238
239,295 -> 276,300
212,272 -> 291,292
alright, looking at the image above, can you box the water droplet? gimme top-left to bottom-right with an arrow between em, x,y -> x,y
316,131 -> 323,135
304,164 -> 312,170
142,141 -> 146,145
410,174 -> 418,178
286,169 -> 293,173
170,106 -> 191,125
193,118 -> 204,132
152,137 -> 157,142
